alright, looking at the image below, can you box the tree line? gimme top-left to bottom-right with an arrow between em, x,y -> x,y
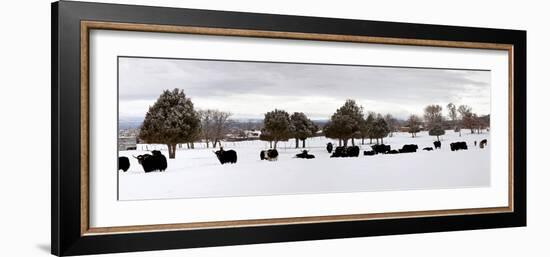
259,100 -> 396,148
259,110 -> 319,149
413,103 -> 489,141
137,89 -> 489,159
259,100 -> 490,148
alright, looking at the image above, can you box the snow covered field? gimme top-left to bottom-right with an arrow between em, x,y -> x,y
119,129 -> 490,200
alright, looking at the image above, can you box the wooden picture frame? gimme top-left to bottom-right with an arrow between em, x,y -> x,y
52,1 -> 526,256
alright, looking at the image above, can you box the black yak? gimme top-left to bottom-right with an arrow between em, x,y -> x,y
423,147 -> 434,151
118,156 -> 130,172
331,146 -> 346,157
330,146 -> 360,157
387,150 -> 399,154
371,144 -> 391,154
295,150 -> 315,159
326,142 -> 333,153
450,142 -> 468,151
214,148 -> 238,164
347,146 -> 360,157
134,150 -> 167,172
480,139 -> 488,149
364,150 -> 376,156
399,144 -> 418,153
433,141 -> 441,149
260,149 -> 279,161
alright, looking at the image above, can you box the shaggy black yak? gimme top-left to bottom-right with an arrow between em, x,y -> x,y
214,148 -> 238,164
118,156 -> 130,172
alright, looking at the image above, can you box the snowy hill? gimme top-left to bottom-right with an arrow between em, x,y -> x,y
119,129 -> 490,200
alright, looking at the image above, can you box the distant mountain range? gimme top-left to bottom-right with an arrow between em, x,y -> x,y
118,117 -> 143,129
118,117 -> 330,129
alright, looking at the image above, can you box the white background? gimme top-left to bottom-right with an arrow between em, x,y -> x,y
0,0 -> 546,256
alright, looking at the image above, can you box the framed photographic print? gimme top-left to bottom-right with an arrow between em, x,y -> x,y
51,1 -> 526,256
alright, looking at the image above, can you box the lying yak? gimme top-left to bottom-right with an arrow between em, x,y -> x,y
326,142 -> 333,153
433,141 -> 441,149
295,150 -> 315,159
399,144 -> 418,153
260,149 -> 279,161
450,142 -> 468,151
480,139 -> 488,149
423,147 -> 434,151
214,148 -> 238,164
371,144 -> 391,154
363,150 -> 376,156
134,150 -> 167,172
118,156 -> 130,172
331,146 -> 360,158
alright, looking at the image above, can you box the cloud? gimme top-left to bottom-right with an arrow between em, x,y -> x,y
119,57 -> 490,120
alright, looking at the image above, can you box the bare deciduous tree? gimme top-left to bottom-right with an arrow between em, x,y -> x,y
198,109 -> 215,148
447,103 -> 460,135
407,114 -> 421,138
384,114 -> 398,137
424,105 -> 445,140
458,105 -> 475,134
211,110 -> 232,148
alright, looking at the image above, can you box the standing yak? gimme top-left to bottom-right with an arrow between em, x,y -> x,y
480,139 -> 488,149
134,150 -> 167,172
326,142 -> 333,153
433,141 -> 441,149
215,147 -> 238,164
450,142 -> 468,151
118,156 -> 130,172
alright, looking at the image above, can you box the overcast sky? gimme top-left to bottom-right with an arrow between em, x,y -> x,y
118,57 -> 490,121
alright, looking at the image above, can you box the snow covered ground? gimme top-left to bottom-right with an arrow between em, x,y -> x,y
119,129 -> 490,200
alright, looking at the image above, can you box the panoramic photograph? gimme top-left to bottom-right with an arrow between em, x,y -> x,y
117,57 -> 491,201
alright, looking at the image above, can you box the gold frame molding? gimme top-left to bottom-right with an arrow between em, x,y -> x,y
80,20 -> 514,236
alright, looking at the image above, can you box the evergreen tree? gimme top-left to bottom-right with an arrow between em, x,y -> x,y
323,121 -> 339,146
323,114 -> 358,147
263,109 -> 292,149
371,114 -> 390,144
428,124 -> 445,141
324,100 -> 364,146
290,112 -> 317,148
259,128 -> 274,148
139,89 -> 200,159
364,112 -> 376,144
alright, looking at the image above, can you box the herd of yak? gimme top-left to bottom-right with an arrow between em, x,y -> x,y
118,139 -> 488,173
